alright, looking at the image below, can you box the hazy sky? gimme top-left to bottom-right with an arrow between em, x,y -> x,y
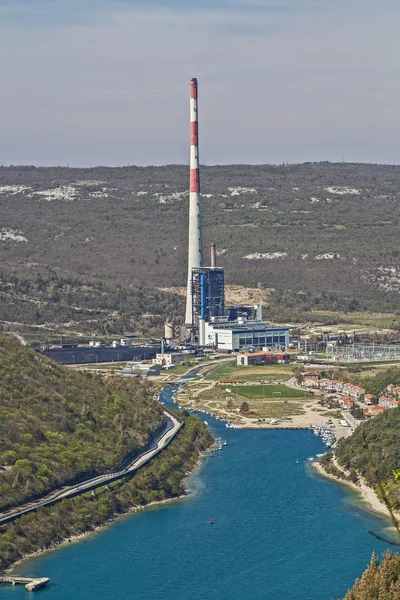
0,0 -> 399,166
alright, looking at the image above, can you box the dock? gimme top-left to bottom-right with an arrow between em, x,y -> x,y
0,576 -> 50,591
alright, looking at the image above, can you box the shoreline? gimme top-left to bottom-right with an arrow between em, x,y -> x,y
6,495 -> 186,576
7,461 -> 206,576
6,446 -> 210,576
312,460 -> 398,521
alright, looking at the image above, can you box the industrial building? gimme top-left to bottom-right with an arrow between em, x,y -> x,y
180,78 -> 289,354
199,317 -> 289,353
191,266 -> 225,328
237,351 -> 290,366
121,362 -> 161,377
153,352 -> 186,366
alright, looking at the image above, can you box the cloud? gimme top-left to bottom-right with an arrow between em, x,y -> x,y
0,1 -> 399,165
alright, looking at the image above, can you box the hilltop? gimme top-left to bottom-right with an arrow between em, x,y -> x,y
0,162 -> 399,320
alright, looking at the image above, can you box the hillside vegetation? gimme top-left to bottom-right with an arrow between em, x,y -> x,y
0,334 -> 165,510
1,163 -> 400,318
335,406 -> 400,508
0,272 -> 184,336
342,552 -> 400,599
0,411 -> 213,573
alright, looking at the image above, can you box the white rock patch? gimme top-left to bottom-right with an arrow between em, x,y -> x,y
0,228 -> 28,242
0,185 -> 31,194
310,197 -> 320,203
155,191 -> 189,204
30,186 -> 78,201
228,187 -> 257,196
244,252 -> 287,260
137,191 -> 148,196
324,186 -> 360,195
89,188 -> 109,198
314,253 -> 340,260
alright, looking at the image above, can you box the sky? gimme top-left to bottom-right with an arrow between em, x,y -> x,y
0,0 -> 399,166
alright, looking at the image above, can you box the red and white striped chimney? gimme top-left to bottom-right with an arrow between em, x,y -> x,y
185,77 -> 203,326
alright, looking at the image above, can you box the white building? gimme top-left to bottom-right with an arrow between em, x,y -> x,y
199,317 -> 289,352
122,362 -> 161,377
153,352 -> 186,366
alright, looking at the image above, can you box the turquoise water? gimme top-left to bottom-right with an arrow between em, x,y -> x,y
3,385 -> 391,600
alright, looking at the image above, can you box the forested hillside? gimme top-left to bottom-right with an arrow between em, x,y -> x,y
0,411 -> 212,573
0,272 -> 184,335
335,407 -> 400,508
342,552 -> 400,599
0,334 -> 165,510
1,162 -> 399,314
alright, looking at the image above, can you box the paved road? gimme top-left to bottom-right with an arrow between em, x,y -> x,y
0,408 -> 182,527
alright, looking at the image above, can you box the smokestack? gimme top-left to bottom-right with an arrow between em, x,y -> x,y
210,243 -> 216,268
185,78 -> 203,326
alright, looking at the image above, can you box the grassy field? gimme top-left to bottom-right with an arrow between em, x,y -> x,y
186,381 -> 318,420
204,363 -> 296,382
230,384 -> 313,399
301,311 -> 400,330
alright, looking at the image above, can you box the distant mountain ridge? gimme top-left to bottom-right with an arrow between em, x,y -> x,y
0,163 -> 399,311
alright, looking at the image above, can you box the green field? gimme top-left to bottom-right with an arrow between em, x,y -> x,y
231,384 -> 313,399
204,363 -> 295,382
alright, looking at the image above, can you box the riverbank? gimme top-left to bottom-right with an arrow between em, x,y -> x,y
312,459 -> 396,520
0,411 -> 213,575
6,494 -> 187,576
6,454 -> 210,575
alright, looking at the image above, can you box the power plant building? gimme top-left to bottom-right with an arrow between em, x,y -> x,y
199,317 -> 290,353
181,78 -> 289,353
190,266 -> 225,328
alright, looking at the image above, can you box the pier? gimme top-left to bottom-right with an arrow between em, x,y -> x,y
0,576 -> 50,591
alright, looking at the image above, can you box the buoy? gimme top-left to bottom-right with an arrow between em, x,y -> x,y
209,520 -> 214,525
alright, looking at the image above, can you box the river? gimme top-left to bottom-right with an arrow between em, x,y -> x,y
2,383 -> 392,600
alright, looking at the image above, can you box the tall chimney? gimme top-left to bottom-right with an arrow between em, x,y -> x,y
185,78 -> 203,326
210,242 -> 216,268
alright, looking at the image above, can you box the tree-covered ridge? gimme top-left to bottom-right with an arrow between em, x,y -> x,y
0,272 -> 184,335
342,551 -> 400,599
335,406 -> 400,508
0,412 -> 213,573
0,334 -> 164,511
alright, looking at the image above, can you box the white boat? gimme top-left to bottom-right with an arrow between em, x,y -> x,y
204,421 -> 209,425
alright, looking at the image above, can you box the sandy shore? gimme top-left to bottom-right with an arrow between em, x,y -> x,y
312,459 -> 398,520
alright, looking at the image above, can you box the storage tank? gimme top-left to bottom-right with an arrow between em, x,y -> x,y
164,322 -> 174,339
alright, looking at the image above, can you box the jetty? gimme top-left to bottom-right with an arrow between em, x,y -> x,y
0,576 -> 50,591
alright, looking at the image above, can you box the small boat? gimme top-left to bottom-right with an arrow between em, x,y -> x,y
204,421 -> 209,425
307,457 -> 315,463
296,458 -> 299,464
